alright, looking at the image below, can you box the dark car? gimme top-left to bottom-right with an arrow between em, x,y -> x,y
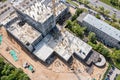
111,65 -> 115,70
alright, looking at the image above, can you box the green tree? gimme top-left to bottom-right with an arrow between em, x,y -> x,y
101,48 -> 110,58
66,20 -> 72,28
99,6 -> 104,13
0,57 -> 29,80
66,21 -> 85,38
88,32 -> 97,44
110,0 -> 119,6
0,57 -> 4,63
77,0 -> 83,3
71,14 -> 77,21
95,14 -> 101,19
7,74 -> 16,80
88,41 -> 97,49
96,43 -> 110,58
104,10 -> 110,15
1,76 -> 8,80
112,13 -> 117,22
110,50 -> 120,62
83,0 -> 89,5
70,21 -> 85,38
116,75 -> 120,80
118,1 -> 120,7
96,43 -> 104,52
0,0 -> 7,2
75,8 -> 84,16
18,73 -> 30,80
111,22 -> 120,30
118,19 -> 120,23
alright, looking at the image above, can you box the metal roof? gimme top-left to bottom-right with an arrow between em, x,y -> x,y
83,14 -> 120,41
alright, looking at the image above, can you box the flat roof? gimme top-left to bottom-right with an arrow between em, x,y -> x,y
45,0 -> 67,17
41,32 -> 73,61
83,14 -> 120,41
13,0 -> 67,23
40,30 -> 92,61
64,31 -> 92,60
7,18 -> 41,45
11,0 -> 36,11
0,1 -> 15,23
77,12 -> 88,23
1,11 -> 17,25
23,1 -> 53,23
33,42 -> 54,62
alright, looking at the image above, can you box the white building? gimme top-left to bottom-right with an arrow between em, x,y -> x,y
77,14 -> 120,49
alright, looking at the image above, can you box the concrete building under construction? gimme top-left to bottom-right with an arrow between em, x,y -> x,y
4,0 -> 106,67
14,0 -> 68,36
5,0 -> 70,63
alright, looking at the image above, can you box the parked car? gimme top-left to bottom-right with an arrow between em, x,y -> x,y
111,65 -> 115,70
109,69 -> 113,75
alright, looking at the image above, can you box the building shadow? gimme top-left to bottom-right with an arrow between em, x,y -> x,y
57,12 -> 71,26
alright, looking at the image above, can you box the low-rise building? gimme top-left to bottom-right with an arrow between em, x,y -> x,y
77,14 -> 120,49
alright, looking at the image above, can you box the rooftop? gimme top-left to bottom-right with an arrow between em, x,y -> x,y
77,12 -> 88,23
6,18 -> 41,44
40,31 -> 73,61
64,31 -> 92,60
24,1 -> 52,23
12,0 -> 67,23
33,42 -> 54,62
0,1 -> 15,23
83,14 -> 120,41
11,0 -> 36,11
38,30 -> 92,61
45,0 -> 67,17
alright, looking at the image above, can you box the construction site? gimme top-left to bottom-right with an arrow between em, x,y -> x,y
0,0 -> 108,80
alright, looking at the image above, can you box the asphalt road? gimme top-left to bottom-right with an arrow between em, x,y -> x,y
88,0 -> 120,19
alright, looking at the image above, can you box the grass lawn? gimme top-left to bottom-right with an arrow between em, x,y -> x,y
66,0 -> 79,7
114,61 -> 120,70
116,75 -> 120,80
100,0 -> 120,10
